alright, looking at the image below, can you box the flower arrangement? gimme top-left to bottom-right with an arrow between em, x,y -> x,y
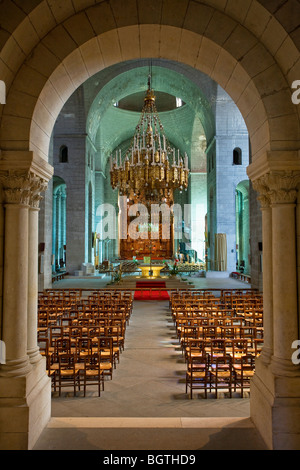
169,260 -> 179,276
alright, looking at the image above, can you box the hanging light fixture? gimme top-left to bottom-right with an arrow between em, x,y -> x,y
109,74 -> 189,204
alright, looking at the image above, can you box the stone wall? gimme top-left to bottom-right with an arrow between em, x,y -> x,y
38,136 -> 53,290
250,182 -> 263,290
207,86 -> 249,273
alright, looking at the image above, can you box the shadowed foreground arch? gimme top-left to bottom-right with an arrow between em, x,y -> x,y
0,1 -> 300,451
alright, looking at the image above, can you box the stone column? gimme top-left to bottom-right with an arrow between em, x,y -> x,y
61,188 -> 66,266
252,177 -> 273,365
52,193 -> 57,271
56,189 -> 61,268
27,176 -> 48,364
0,171 -> 32,377
267,172 -> 300,375
0,151 -> 53,450
250,169 -> 300,450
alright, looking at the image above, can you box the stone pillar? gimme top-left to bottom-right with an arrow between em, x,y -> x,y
61,188 -> 66,266
52,193 -> 57,271
56,189 -> 61,268
0,151 -> 53,450
0,172 -> 32,377
252,177 -> 273,365
27,177 -> 48,364
249,166 -> 300,450
267,172 -> 300,376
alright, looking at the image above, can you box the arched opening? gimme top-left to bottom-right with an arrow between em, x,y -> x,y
59,145 -> 68,163
0,4 -> 299,451
88,182 -> 93,264
236,180 -> 250,275
233,147 -> 242,166
52,176 -> 67,273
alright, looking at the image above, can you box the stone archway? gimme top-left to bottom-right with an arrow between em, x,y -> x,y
0,0 -> 299,450
236,180 -> 250,274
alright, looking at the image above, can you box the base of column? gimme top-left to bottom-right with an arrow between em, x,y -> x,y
0,357 -> 51,450
250,356 -> 300,450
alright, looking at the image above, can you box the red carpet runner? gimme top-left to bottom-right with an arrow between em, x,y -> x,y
134,281 -> 170,300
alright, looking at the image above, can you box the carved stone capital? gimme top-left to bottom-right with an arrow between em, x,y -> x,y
267,172 -> 300,205
252,171 -> 300,207
29,175 -> 48,209
252,175 -> 272,209
0,171 -> 32,205
0,171 -> 48,207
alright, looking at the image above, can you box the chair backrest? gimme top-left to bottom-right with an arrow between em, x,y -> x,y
55,338 -> 71,354
98,336 -> 113,352
83,353 -> 101,369
210,339 -> 226,354
76,337 -> 91,352
189,353 -> 208,369
211,355 -> 232,373
241,354 -> 256,371
58,353 -> 75,369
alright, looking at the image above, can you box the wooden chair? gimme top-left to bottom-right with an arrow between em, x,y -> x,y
229,339 -> 248,365
185,354 -> 210,399
92,336 -> 114,379
80,353 -> 104,397
54,337 -> 71,363
185,338 -> 206,363
203,326 -> 218,339
104,326 -> 121,364
76,337 -> 92,358
57,353 -> 80,396
210,355 -> 233,398
233,354 -> 255,397
181,325 -> 200,355
49,326 -> 65,349
209,339 -> 227,363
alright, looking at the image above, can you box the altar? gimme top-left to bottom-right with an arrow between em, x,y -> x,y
139,264 -> 166,278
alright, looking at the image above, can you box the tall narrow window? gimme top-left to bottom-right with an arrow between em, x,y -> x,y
59,145 -> 68,163
52,177 -> 67,272
233,147 -> 242,165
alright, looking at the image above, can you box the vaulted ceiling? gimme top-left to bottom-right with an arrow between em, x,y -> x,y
53,59 -> 228,172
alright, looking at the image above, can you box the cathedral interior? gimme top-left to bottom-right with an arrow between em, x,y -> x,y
0,0 -> 299,452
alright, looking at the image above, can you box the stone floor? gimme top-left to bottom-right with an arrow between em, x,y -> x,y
33,275 -> 268,450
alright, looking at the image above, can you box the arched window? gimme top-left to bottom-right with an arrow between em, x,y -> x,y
52,177 -> 67,272
233,147 -> 242,165
59,145 -> 68,163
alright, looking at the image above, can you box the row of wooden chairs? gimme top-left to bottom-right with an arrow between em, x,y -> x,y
171,294 -> 263,329
169,291 -> 263,399
49,352 -> 105,397
186,353 -> 255,399
170,289 -> 263,307
38,290 -> 133,396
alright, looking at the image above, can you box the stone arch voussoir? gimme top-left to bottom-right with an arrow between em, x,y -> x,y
0,21 -> 299,162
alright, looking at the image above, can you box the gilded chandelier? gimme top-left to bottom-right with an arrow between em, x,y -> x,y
110,76 -> 189,204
